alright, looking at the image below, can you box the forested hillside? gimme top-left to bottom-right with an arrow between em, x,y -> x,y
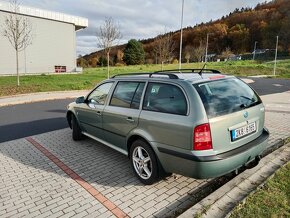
79,0 -> 290,67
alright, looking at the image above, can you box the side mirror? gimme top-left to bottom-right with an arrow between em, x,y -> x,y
75,96 -> 85,104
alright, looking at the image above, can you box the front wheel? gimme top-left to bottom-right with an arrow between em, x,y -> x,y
72,115 -> 83,141
130,140 -> 159,185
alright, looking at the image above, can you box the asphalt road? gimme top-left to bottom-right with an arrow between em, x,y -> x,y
0,77 -> 289,143
0,99 -> 72,143
246,77 -> 290,95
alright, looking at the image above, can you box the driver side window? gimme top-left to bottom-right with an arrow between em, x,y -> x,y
87,82 -> 113,105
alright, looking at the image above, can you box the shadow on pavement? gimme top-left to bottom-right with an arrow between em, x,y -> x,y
0,117 -> 68,143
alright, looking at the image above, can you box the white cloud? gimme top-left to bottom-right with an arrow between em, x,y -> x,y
19,0 -> 268,56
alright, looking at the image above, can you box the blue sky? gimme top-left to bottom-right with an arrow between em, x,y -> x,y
11,0 -> 269,56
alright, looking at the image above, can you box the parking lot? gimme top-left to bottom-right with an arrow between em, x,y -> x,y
1,91 -> 290,218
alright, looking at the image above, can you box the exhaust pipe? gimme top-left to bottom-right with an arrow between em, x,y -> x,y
231,155 -> 262,176
245,155 -> 261,169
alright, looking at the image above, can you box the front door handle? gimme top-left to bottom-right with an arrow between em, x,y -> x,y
126,117 -> 135,123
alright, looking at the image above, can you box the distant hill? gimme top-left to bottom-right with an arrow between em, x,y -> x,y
79,0 -> 290,67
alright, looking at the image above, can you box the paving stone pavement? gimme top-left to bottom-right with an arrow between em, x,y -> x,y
0,129 -> 211,218
1,92 -> 290,218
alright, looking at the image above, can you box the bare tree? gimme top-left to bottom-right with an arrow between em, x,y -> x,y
154,29 -> 175,70
192,41 -> 205,63
96,17 -> 121,78
184,45 -> 193,63
1,0 -> 33,86
221,47 -> 234,61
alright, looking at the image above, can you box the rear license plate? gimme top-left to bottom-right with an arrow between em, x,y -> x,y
231,122 -> 256,141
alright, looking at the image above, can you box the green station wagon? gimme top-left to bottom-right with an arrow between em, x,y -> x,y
67,69 -> 269,184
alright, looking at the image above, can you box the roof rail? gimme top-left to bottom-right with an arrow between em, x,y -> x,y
154,69 -> 222,74
111,72 -> 179,79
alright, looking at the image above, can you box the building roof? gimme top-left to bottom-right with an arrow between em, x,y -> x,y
0,1 -> 88,30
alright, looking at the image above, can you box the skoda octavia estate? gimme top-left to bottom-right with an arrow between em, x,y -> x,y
67,69 -> 269,184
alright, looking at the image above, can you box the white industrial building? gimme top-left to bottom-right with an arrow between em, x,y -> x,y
0,2 -> 88,75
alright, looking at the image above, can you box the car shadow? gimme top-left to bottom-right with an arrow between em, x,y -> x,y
0,117 -> 68,143
46,109 -> 67,113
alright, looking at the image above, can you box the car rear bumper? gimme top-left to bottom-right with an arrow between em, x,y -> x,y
156,128 -> 269,179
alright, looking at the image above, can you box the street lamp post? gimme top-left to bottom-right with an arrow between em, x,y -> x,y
253,41 -> 258,60
178,0 -> 184,70
273,36 -> 279,76
205,33 -> 209,65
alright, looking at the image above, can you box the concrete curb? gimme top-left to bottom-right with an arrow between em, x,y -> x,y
178,141 -> 290,218
0,90 -> 89,107
225,159 -> 289,218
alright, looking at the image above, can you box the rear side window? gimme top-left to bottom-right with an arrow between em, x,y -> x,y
195,78 -> 262,118
110,82 -> 145,109
143,83 -> 187,115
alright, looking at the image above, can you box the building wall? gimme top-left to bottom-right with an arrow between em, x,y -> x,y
0,11 -> 76,75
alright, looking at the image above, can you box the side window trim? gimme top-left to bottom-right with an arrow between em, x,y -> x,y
129,83 -> 141,108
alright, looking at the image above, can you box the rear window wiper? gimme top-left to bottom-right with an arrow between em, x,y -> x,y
240,101 -> 259,109
240,96 -> 254,101
240,96 -> 258,109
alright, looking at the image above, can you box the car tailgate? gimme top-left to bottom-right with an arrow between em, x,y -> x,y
209,103 -> 265,153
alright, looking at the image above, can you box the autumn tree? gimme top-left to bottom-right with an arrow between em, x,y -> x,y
228,24 -> 250,53
97,17 -> 121,78
77,57 -> 88,68
1,0 -> 33,86
116,49 -> 124,64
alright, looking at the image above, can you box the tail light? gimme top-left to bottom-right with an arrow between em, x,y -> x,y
193,123 -> 212,150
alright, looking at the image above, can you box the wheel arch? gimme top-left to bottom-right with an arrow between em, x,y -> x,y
127,134 -> 170,181
127,135 -> 151,159
66,111 -> 75,129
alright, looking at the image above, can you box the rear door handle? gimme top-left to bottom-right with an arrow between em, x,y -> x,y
96,111 -> 102,116
126,117 -> 135,123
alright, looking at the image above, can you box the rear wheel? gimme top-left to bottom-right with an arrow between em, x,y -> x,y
72,115 -> 83,141
130,140 -> 158,185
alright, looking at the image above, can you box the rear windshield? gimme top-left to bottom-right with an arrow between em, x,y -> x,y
194,78 -> 262,118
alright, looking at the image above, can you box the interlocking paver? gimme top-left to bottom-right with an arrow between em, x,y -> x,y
29,129 -> 210,217
0,139 -> 111,218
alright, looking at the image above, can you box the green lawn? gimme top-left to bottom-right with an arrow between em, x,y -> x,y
0,60 -> 289,97
230,162 -> 290,218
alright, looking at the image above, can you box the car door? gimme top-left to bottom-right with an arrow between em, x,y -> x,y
75,82 -> 114,140
139,82 -> 191,150
102,81 -> 145,151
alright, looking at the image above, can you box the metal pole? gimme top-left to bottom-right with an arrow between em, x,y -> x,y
178,0 -> 184,70
253,41 -> 257,60
205,33 -> 209,65
273,36 -> 278,76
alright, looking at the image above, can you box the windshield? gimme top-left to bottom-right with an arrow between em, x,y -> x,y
195,78 -> 262,118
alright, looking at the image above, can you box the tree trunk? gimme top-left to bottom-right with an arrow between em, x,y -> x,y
107,52 -> 110,79
16,49 -> 20,86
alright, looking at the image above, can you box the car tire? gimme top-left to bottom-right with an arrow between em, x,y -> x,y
130,140 -> 159,185
72,115 -> 83,141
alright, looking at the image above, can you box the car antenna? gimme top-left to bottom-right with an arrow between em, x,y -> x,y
198,63 -> 206,77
